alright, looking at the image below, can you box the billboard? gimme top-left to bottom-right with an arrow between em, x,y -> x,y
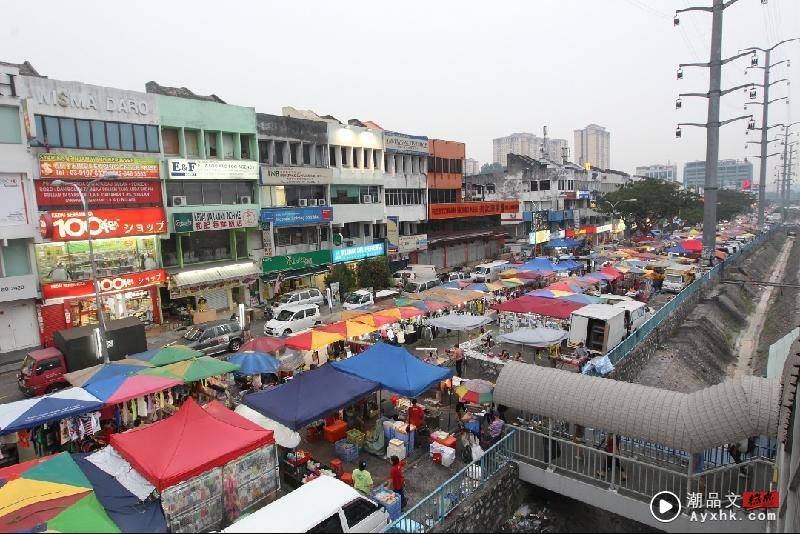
168,159 -> 259,180
331,243 -> 385,263
38,154 -> 160,180
173,208 -> 260,233
42,269 -> 166,300
39,207 -> 167,241
428,201 -> 520,220
35,179 -> 162,209
259,206 -> 332,227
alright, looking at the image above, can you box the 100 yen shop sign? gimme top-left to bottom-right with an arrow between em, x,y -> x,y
39,208 -> 167,241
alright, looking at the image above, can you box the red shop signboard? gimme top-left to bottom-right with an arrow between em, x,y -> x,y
42,268 -> 167,301
35,179 -> 163,210
40,207 -> 167,241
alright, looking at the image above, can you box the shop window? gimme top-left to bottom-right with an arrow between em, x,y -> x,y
302,143 -> 311,165
290,142 -> 300,165
205,132 -> 218,158
185,130 -> 200,156
76,119 -> 92,148
540,180 -> 551,191
1,239 -> 30,277
146,125 -> 160,152
258,140 -> 270,163
184,182 -> 203,205
162,128 -> 180,155
35,236 -> 158,283
202,182 -> 222,204
240,135 -> 253,160
91,120 -> 107,149
373,149 -> 381,170
331,185 -> 359,205
316,144 -> 325,167
221,182 -> 238,205
59,118 -> 77,148
43,116 -> 60,146
329,145 -> 337,166
0,105 -> 21,143
133,124 -> 147,151
341,147 -> 350,167
274,141 -> 286,164
182,230 -> 232,264
161,236 -> 179,267
235,231 -> 248,259
106,122 -> 120,150
222,133 -> 235,159
119,123 -> 134,151
363,224 -> 371,237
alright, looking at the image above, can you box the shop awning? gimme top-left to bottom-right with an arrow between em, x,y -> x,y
0,388 -> 104,436
493,295 -> 586,319
170,261 -> 262,289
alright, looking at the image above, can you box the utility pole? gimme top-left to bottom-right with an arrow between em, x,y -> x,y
674,0 -> 755,266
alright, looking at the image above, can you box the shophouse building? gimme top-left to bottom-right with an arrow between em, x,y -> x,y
383,130 -> 429,264
256,112 -> 333,298
0,62 -> 41,352
147,83 -> 261,313
15,73 -> 166,345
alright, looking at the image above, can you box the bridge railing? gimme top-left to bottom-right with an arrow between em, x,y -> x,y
384,430 -> 516,533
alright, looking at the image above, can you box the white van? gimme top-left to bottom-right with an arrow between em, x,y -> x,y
223,476 -> 390,533
471,260 -> 509,282
343,289 -> 400,310
611,299 -> 650,333
271,288 -> 326,317
392,264 -> 438,288
264,303 -> 321,336
406,278 -> 441,293
568,304 -> 627,354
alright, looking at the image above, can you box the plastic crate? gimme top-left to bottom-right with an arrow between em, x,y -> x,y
335,439 -> 359,463
347,429 -> 366,448
372,489 -> 402,521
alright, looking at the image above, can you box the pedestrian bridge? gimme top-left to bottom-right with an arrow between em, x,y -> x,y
386,362 -> 780,532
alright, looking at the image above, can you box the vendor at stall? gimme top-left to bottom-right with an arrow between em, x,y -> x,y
353,461 -> 373,494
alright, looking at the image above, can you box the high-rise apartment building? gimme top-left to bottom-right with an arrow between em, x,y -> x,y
634,163 -> 678,182
683,159 -> 753,192
574,124 -> 610,169
492,132 -> 568,166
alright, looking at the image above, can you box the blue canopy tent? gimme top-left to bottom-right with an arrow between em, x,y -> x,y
518,257 -> 557,272
242,365 -> 380,430
0,388 -> 104,436
545,238 -> 580,249
332,342 -> 452,398
553,259 -> 581,271
667,246 -> 692,255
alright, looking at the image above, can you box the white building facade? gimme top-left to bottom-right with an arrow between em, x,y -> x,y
493,132 -> 568,167
383,130 -> 428,260
634,163 -> 678,182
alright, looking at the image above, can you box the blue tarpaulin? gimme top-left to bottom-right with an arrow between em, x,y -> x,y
545,238 -> 580,248
73,453 -> 167,533
667,246 -> 691,255
554,259 -> 581,271
332,342 -> 452,398
243,365 -> 380,430
518,257 -> 557,272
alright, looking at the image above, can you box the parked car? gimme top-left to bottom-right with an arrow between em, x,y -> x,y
405,278 -> 441,293
174,319 -> 244,355
269,288 -> 326,318
442,270 -> 470,283
392,264 -> 438,288
264,303 -> 321,336
342,289 -> 400,310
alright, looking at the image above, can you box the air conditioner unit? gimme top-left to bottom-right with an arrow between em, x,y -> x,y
237,195 -> 252,204
318,198 -> 326,206
299,199 -> 308,207
363,195 -> 372,204
172,196 -> 187,207
309,199 -> 319,206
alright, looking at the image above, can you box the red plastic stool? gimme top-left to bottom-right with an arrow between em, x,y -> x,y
306,426 -> 320,443
340,472 -> 354,486
330,459 -> 344,477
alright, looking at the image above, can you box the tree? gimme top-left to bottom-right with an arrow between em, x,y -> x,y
716,189 -> 755,221
480,162 -> 505,174
597,178 -> 699,234
325,264 -> 356,295
356,257 -> 392,294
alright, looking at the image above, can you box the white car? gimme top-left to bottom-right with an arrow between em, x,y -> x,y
342,289 -> 399,310
270,288 -> 326,318
264,303 -> 321,337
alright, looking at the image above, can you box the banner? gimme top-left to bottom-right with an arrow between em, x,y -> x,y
173,209 -> 260,233
168,159 -> 259,180
383,131 -> 429,154
331,243 -> 385,263
398,234 -> 428,253
42,269 -> 166,300
260,166 -> 332,185
0,174 -> 28,227
39,154 -> 160,180
36,179 -> 162,209
40,207 -> 167,241
386,216 -> 399,253
428,201 -> 519,220
260,206 -> 332,227
261,250 -> 331,274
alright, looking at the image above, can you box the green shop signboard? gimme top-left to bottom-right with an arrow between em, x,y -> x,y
262,250 -> 331,274
173,212 -> 193,233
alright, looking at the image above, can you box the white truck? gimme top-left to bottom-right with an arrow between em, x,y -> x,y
471,260 -> 510,282
342,288 -> 400,310
392,264 -> 438,288
568,304 -> 627,354
611,299 -> 650,333
663,264 -> 696,293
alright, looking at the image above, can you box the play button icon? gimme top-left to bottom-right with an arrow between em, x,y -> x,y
650,491 -> 681,523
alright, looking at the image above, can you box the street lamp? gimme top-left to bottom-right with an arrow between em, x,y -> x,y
52,172 -> 119,363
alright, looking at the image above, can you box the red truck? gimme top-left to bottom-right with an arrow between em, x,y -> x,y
18,317 -> 147,397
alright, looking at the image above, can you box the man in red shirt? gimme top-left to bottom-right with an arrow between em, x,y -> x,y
389,455 -> 406,510
406,399 -> 426,450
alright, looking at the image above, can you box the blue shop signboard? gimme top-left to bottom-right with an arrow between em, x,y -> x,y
260,206 -> 332,227
331,243 -> 386,263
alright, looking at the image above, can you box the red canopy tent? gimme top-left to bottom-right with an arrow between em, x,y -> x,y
493,296 -> 586,319
680,239 -> 703,252
600,266 -> 623,280
110,399 -> 274,491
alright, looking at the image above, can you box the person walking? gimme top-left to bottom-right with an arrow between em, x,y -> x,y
451,343 -> 464,378
352,461 -> 373,494
389,456 -> 407,510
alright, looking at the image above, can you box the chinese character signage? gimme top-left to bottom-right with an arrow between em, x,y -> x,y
36,180 -> 162,209
260,166 -> 332,185
331,243 -> 385,263
173,209 -> 260,233
39,154 -> 161,180
168,159 -> 259,180
262,250 -> 331,274
384,131 -> 429,154
42,269 -> 166,300
39,207 -> 167,241
259,206 -> 332,227
428,201 -> 520,220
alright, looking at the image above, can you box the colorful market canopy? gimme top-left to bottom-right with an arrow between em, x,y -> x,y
409,300 -> 451,313
527,289 -> 574,298
284,330 -> 344,351
393,297 -> 419,307
680,239 -> 703,252
243,365 -> 380,430
110,399 -> 274,491
0,453 -> 120,533
140,356 -> 240,383
229,351 -> 281,375
497,327 -> 569,347
332,342 -> 452,398
546,281 -> 584,293
427,314 -> 493,331
465,282 -> 503,292
455,379 -> 494,404
240,336 -> 287,354
84,374 -> 181,405
600,266 -> 624,280
398,306 -> 427,319
494,295 -> 586,319
127,346 -> 203,367
503,271 -> 542,280
558,293 -> 603,305
0,388 -> 104,436
316,320 -> 379,338
64,361 -> 151,388
351,313 -> 398,328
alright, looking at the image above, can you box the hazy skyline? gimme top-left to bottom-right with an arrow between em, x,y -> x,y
2,0 -> 798,184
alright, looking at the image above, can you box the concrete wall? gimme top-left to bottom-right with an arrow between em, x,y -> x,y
156,94 -> 256,133
331,202 -> 385,225
256,113 -> 327,143
431,463 -> 523,534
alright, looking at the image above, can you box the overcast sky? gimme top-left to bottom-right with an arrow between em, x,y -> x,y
2,0 -> 798,184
